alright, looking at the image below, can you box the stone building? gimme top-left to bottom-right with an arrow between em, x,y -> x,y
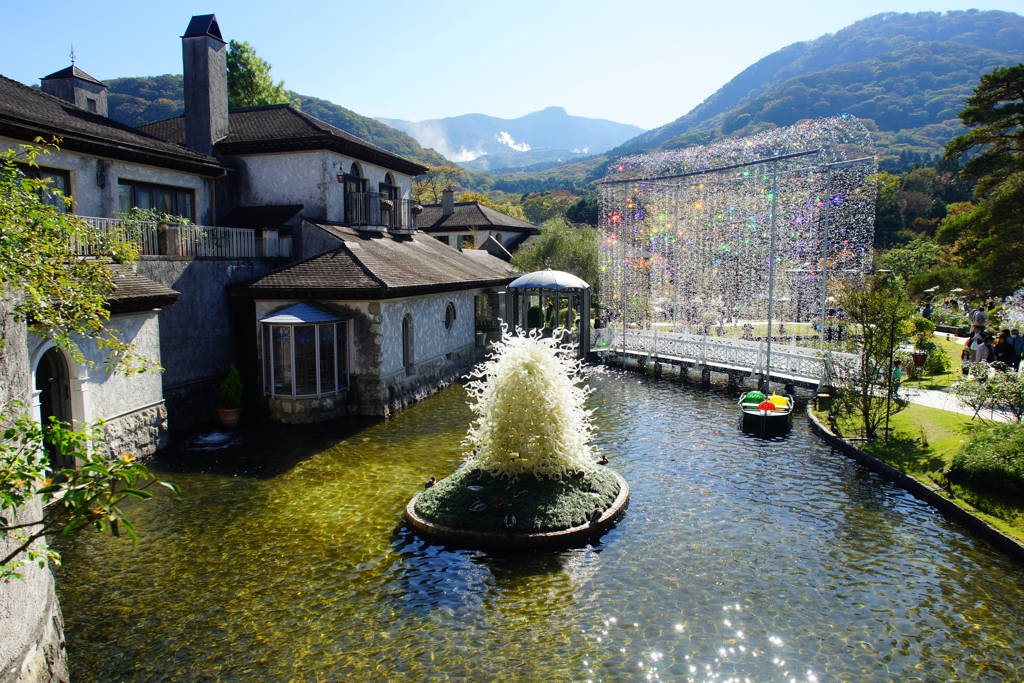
236,221 -> 517,421
415,189 -> 540,255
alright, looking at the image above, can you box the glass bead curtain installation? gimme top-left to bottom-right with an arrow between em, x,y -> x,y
598,117 -> 877,334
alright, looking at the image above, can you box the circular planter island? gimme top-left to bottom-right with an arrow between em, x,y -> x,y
406,466 -> 629,549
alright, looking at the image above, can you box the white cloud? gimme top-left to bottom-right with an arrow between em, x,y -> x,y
495,131 -> 531,152
398,120 -> 484,161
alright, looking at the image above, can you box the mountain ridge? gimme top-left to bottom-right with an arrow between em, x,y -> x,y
376,106 -> 644,169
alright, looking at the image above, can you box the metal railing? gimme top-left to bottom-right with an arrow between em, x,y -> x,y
593,327 -> 858,382
345,193 -> 416,231
73,216 -> 256,258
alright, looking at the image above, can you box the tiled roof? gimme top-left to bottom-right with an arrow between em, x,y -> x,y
239,222 -> 518,299
104,264 -> 181,313
0,75 -> 223,174
137,105 -> 428,176
41,66 -> 106,86
416,202 -> 538,232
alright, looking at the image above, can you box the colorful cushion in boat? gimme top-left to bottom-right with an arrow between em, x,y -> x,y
757,400 -> 776,411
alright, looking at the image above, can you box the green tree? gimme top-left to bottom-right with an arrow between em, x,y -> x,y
511,217 -> 600,294
1,142 -> 153,373
455,191 -> 528,221
876,234 -> 954,293
1,141 -> 176,578
413,164 -> 464,204
830,275 -> 915,440
565,195 -> 599,225
939,64 -> 1024,297
227,40 -> 291,108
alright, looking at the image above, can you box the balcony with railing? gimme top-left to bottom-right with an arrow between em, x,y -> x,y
345,193 -> 417,234
73,216 -> 260,258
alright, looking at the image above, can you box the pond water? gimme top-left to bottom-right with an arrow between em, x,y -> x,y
54,369 -> 1024,682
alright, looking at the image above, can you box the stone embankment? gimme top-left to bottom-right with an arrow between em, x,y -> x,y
807,407 -> 1024,566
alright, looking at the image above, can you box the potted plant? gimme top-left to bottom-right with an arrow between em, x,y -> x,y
910,316 -> 935,369
379,198 -> 395,211
216,364 -> 243,427
411,204 -> 424,215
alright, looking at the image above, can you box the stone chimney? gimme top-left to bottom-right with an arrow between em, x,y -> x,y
41,66 -> 108,116
181,14 -> 228,156
442,189 -> 455,216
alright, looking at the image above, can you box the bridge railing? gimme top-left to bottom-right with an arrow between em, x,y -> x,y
593,327 -> 857,381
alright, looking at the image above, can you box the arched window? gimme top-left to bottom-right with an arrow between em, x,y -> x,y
402,314 -> 414,375
344,164 -> 366,225
444,301 -> 456,330
260,303 -> 350,397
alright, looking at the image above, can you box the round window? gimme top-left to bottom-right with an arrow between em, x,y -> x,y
444,302 -> 456,330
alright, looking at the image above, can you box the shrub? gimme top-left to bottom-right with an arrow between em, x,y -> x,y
910,316 -> 936,349
951,422 -> 1024,494
923,348 -> 952,375
218,364 -> 243,408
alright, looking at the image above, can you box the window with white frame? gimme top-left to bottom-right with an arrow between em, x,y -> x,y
260,303 -> 350,397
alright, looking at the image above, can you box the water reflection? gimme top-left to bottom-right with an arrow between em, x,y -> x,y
53,370 -> 1024,682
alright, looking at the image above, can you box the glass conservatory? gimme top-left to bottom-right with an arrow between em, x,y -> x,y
507,269 -> 591,358
259,303 -> 350,398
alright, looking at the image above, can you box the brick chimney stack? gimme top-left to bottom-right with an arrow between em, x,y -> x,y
181,14 -> 228,156
442,189 -> 455,216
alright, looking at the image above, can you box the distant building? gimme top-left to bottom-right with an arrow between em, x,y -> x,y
416,189 -> 539,255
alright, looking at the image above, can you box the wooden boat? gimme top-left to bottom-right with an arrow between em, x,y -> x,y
738,391 -> 794,431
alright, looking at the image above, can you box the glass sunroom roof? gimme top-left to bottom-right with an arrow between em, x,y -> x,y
508,269 -> 590,291
258,303 -> 351,324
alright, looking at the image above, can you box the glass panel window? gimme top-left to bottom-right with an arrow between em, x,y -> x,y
263,325 -> 272,394
158,189 -> 175,214
272,325 -> 292,395
117,179 -> 195,221
118,183 -> 133,214
319,324 -> 336,393
137,186 -> 154,211
180,193 -> 193,221
294,325 -> 317,395
17,164 -> 70,212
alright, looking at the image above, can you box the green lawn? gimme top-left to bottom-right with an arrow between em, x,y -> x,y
817,403 -> 1024,543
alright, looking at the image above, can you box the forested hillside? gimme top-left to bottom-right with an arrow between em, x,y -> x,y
612,10 -> 1023,158
104,76 -> 447,166
479,9 -> 1023,191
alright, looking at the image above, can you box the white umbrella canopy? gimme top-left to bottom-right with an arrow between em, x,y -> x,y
508,269 -> 590,291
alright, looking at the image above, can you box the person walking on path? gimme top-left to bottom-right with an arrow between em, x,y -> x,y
994,332 -> 1016,370
970,306 -> 989,327
976,333 -> 995,364
922,302 -> 932,320
1012,329 -> 1024,371
965,324 -> 986,363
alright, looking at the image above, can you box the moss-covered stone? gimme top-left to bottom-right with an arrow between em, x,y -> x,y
414,465 -> 621,533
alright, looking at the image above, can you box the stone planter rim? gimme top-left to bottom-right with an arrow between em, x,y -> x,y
405,469 -> 630,549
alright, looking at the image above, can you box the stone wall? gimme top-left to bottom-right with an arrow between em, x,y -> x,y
136,257 -> 283,432
100,403 -> 169,458
0,296 -> 68,682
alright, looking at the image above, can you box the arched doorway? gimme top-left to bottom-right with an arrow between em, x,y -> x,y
35,347 -> 75,470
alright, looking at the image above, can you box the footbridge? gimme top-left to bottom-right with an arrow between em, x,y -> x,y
591,328 -> 856,390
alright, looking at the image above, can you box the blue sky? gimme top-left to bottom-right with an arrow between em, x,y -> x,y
2,1 -> 1021,130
